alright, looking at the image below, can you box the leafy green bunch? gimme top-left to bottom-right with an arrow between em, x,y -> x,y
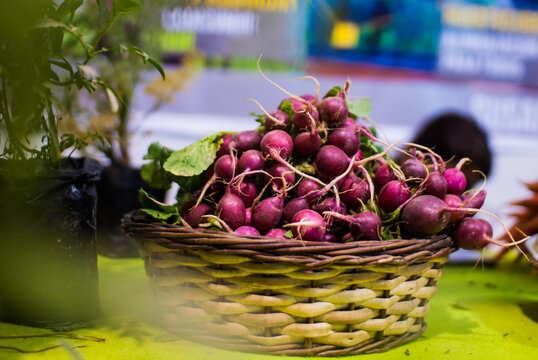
0,0 -> 163,167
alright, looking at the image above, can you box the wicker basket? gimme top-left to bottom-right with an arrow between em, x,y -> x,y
123,213 -> 456,356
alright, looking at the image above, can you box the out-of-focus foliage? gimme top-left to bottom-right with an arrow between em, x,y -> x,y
0,0 -> 163,167
59,1 -> 201,165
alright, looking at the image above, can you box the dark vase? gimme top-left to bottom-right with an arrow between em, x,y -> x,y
96,163 -> 164,258
0,158 -> 102,330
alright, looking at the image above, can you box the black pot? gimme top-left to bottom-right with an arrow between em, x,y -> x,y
96,163 -> 164,258
0,158 -> 102,330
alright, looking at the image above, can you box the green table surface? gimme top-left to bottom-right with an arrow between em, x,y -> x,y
0,257 -> 537,360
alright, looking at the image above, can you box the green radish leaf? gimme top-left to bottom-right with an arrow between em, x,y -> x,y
137,188 -> 179,223
175,190 -> 194,209
137,208 -> 177,222
170,172 -> 205,193
144,142 -> 171,161
141,142 -> 173,190
279,100 -> 295,119
163,132 -> 232,178
347,98 -> 372,118
296,162 -> 315,175
323,86 -> 342,98
250,112 -> 266,125
141,162 -> 169,191
138,188 -> 177,213
284,230 -> 294,238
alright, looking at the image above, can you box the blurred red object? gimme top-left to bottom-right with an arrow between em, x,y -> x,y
494,181 -> 538,268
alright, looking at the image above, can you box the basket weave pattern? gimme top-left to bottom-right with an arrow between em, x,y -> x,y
123,214 -> 455,356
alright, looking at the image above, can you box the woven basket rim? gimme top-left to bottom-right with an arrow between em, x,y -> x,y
122,212 -> 457,268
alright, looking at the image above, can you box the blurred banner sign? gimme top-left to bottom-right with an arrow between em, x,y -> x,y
438,2 -> 538,86
156,0 -> 307,71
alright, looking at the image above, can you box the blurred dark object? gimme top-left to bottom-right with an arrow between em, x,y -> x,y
96,163 -> 165,258
406,112 -> 492,188
0,158 -> 102,330
494,181 -> 538,268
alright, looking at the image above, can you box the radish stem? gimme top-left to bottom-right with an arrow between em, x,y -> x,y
295,75 -> 320,103
257,55 -> 304,103
247,98 -> 285,126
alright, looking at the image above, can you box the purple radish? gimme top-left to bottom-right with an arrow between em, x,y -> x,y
265,228 -> 288,239
245,207 -> 251,224
322,210 -> 381,241
338,173 -> 370,208
260,129 -> 294,159
296,178 -> 322,198
318,96 -> 348,128
290,209 -> 326,242
300,94 -> 318,104
280,95 -> 316,107
401,158 -> 427,184
323,233 -> 338,242
349,211 -> 382,240
234,226 -> 260,236
314,145 -> 350,180
444,168 -> 467,195
265,109 -> 290,131
453,217 -> 492,250
229,130 -> 262,153
283,197 -> 310,223
424,172 -> 447,198
478,218 -> 493,236
208,178 -> 225,194
230,180 -> 259,207
294,132 -> 321,157
378,180 -> 410,213
341,117 -> 358,129
291,100 -> 320,133
182,203 -> 213,228
251,196 -> 284,232
462,190 -> 486,215
238,150 -> 265,172
217,192 -> 246,230
311,196 -> 347,232
266,163 -> 296,191
179,200 -> 196,218
443,194 -> 465,224
214,154 -> 238,181
342,118 -> 368,134
216,134 -> 233,157
374,159 -> 397,190
401,195 -> 451,236
327,128 -> 360,157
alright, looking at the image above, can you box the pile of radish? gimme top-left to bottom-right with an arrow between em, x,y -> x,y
145,74 -> 526,253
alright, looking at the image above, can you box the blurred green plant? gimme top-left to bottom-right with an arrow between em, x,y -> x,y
0,0 -> 164,168
59,1 -> 202,166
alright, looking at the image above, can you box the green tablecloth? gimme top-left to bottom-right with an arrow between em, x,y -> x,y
0,257 -> 537,360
